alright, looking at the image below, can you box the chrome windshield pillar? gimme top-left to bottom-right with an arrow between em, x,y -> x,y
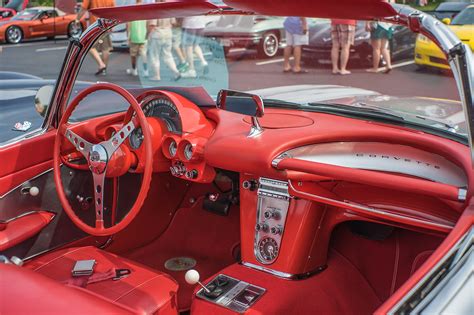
386,4 -> 474,167
43,19 -> 119,129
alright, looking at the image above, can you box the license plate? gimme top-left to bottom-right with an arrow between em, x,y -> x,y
220,39 -> 231,47
319,59 -> 332,64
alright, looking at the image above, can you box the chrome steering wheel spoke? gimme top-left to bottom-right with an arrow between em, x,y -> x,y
92,171 -> 106,229
65,128 -> 93,159
101,120 -> 136,157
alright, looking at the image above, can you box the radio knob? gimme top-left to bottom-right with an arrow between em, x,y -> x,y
256,223 -> 269,232
264,209 -> 281,220
270,226 -> 282,235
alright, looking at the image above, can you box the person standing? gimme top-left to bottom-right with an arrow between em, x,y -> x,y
330,19 -> 356,75
181,16 -> 209,78
76,0 -> 115,76
126,0 -> 148,77
282,16 -> 309,74
147,17 -> 181,81
172,18 -> 188,72
366,21 -> 393,73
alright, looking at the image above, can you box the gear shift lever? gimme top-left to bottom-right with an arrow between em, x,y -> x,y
185,269 -> 211,293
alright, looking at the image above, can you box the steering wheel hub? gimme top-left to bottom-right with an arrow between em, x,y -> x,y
89,144 -> 108,174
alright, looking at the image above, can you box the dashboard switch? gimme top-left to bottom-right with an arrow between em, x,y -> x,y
270,225 -> 282,235
242,180 -> 258,191
255,223 -> 269,232
186,169 -> 199,179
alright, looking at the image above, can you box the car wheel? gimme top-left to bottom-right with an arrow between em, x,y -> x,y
257,31 -> 279,58
5,25 -> 23,44
67,21 -> 83,39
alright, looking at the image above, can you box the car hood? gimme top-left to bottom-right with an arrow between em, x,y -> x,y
449,25 -> 474,50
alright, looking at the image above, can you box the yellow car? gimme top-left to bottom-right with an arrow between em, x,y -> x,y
415,4 -> 474,70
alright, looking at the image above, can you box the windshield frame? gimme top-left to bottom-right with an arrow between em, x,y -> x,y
41,3 -> 474,166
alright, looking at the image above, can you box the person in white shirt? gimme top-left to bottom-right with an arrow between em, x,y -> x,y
180,16 -> 209,78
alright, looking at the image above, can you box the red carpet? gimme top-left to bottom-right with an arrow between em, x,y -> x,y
124,198 -> 240,312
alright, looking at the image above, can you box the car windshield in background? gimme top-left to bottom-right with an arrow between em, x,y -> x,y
11,9 -> 38,21
0,8 -> 468,145
451,6 -> 474,25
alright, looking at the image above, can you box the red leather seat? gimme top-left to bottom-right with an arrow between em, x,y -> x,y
24,246 -> 179,315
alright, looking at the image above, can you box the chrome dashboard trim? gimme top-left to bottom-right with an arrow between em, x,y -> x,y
273,142 -> 468,187
241,261 -> 326,280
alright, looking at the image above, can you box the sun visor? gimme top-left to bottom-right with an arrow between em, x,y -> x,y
90,1 -> 219,22
223,0 -> 398,20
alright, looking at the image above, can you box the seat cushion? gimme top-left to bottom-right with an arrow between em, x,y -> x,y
25,246 -> 179,315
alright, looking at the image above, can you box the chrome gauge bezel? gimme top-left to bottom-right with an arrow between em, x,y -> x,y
168,140 -> 178,157
184,143 -> 193,160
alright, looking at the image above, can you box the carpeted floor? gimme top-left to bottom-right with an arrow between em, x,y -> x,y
124,198 -> 241,312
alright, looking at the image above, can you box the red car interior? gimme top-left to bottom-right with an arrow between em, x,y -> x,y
1,1 -> 473,315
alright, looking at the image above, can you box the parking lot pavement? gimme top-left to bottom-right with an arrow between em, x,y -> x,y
1,38 -> 460,101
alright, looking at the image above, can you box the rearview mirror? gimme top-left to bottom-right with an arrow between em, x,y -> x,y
216,89 -> 265,137
216,89 -> 264,117
35,85 -> 54,117
442,18 -> 451,25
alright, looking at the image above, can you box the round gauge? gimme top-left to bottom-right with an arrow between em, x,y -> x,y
168,140 -> 178,157
129,127 -> 144,149
258,237 -> 279,262
184,143 -> 193,160
141,96 -> 182,134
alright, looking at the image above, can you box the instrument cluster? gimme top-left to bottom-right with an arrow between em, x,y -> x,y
162,134 -> 215,183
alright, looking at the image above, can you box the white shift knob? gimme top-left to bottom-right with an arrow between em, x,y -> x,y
29,186 -> 40,196
185,269 -> 200,285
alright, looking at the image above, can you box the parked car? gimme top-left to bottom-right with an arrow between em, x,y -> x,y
0,6 -> 85,44
204,15 -> 286,58
302,20 -> 416,66
415,4 -> 474,70
427,1 -> 470,21
0,7 -> 16,21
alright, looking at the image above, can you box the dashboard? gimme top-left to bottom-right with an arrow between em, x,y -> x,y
77,86 -> 473,278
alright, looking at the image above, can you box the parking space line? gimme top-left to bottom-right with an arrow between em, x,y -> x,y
256,57 -> 292,66
376,60 -> 414,72
36,46 -> 68,52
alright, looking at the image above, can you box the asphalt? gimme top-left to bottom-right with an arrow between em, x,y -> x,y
0,36 -> 461,143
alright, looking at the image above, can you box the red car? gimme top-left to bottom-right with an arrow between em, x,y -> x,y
0,1 -> 473,315
0,6 -> 85,44
0,8 -> 16,21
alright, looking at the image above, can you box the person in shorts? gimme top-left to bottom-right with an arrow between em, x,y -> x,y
366,21 -> 393,74
330,19 -> 356,75
283,17 -> 309,74
147,18 -> 181,81
126,1 -> 148,77
76,0 -> 115,76
181,16 -> 209,78
172,18 -> 188,72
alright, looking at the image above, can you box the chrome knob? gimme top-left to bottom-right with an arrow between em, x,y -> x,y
256,223 -> 269,232
270,225 -> 282,235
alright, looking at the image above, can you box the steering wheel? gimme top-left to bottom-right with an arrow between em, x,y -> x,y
53,83 -> 153,236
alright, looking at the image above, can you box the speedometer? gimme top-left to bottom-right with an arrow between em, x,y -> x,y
141,96 -> 182,134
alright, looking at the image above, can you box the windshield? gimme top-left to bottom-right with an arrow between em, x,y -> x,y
72,12 -> 465,141
0,3 -> 466,145
11,9 -> 39,21
451,6 -> 474,25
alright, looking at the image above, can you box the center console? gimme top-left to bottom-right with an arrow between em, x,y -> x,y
254,178 -> 290,264
196,274 -> 265,313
